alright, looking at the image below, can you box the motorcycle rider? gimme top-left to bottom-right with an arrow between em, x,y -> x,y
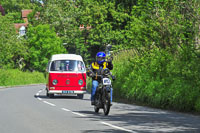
87,52 -> 113,105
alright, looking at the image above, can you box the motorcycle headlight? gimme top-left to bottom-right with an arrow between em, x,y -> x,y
78,79 -> 83,85
52,79 -> 58,85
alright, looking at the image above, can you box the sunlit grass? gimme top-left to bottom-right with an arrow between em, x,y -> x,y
0,69 -> 45,86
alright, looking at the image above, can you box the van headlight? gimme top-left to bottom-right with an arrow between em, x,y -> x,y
52,79 -> 58,85
78,79 -> 83,85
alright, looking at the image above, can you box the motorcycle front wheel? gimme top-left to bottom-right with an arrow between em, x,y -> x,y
94,105 -> 99,113
103,90 -> 111,116
94,93 -> 100,113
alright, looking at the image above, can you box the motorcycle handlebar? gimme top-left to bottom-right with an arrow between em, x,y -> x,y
86,67 -> 115,80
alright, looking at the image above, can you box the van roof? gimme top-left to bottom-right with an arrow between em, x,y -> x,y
50,54 -> 83,61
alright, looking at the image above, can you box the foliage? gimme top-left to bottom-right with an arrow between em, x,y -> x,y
112,47 -> 200,112
37,0 -> 135,63
86,77 -> 92,93
111,0 -> 200,112
0,15 -> 28,69
0,0 -> 39,13
0,69 -> 45,86
5,12 -> 25,23
26,24 -> 66,72
1,0 -> 200,113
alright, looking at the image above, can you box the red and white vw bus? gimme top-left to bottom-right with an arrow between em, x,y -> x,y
46,54 -> 87,99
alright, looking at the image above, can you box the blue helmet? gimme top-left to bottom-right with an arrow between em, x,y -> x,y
96,52 -> 106,64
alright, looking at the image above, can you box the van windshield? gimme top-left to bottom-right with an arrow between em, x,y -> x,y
50,60 -> 85,72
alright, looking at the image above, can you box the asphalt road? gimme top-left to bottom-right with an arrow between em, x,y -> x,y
0,84 -> 200,133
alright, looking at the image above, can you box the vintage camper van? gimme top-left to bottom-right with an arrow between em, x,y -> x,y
46,54 -> 87,99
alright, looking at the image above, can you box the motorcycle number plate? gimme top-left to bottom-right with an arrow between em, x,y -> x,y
103,78 -> 111,85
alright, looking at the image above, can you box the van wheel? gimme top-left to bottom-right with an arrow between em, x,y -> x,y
49,94 -> 54,98
77,94 -> 84,99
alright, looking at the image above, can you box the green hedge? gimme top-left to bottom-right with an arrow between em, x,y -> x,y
0,69 -> 45,87
86,77 -> 92,93
112,48 -> 200,112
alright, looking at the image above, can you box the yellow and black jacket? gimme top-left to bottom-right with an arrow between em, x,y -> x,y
89,61 -> 113,81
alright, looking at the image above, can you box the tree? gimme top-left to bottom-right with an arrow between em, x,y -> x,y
37,0 -> 95,62
0,15 -> 28,69
0,0 -> 41,23
0,0 -> 38,13
26,24 -> 66,72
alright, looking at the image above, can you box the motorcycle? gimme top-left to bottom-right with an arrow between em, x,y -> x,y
87,67 -> 115,115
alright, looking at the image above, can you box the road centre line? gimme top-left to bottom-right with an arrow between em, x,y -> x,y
61,108 -> 71,112
38,90 -> 43,93
71,111 -> 86,117
43,101 -> 56,106
62,108 -> 86,116
101,122 -> 136,133
37,97 -> 42,100
36,90 -> 133,132
36,90 -> 86,117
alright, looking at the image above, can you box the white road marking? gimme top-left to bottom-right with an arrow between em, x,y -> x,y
36,89 -> 86,117
37,97 -> 42,100
61,108 -> 86,117
61,108 -> 71,112
36,89 -> 45,100
101,122 -> 136,133
36,89 -> 134,133
71,112 -> 86,117
43,101 -> 56,106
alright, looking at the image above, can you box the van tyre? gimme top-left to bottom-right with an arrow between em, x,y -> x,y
77,94 -> 84,99
49,94 -> 54,98
94,106 -> 99,113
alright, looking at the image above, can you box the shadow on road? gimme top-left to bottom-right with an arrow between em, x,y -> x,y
33,90 -> 200,132
81,129 -> 123,133
78,104 -> 200,133
34,94 -> 91,101
35,94 -> 78,99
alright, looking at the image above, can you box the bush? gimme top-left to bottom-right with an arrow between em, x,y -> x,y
112,47 -> 200,112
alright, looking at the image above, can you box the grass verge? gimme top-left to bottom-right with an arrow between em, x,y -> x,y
0,69 -> 45,87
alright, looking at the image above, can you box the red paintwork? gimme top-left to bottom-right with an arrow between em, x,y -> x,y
47,73 -> 86,91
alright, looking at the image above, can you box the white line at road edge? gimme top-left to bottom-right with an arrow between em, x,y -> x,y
43,101 -> 56,106
101,122 -> 136,133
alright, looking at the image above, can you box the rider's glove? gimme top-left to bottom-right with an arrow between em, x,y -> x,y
89,72 -> 95,77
